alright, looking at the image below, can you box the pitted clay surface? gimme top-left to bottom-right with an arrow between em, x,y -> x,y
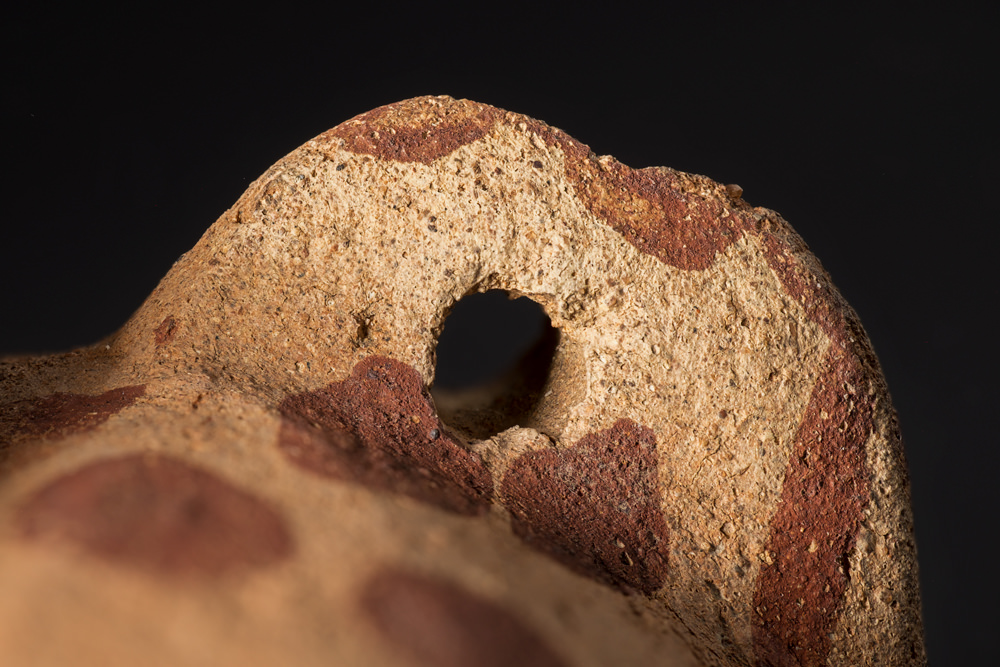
0,96 -> 924,666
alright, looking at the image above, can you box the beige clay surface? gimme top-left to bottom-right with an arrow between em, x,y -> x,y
0,96 -> 925,666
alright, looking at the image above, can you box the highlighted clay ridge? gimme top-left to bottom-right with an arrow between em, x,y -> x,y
0,96 -> 924,666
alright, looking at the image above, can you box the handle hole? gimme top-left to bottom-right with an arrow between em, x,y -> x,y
431,290 -> 559,441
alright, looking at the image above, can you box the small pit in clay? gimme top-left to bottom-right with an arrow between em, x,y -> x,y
431,290 -> 559,441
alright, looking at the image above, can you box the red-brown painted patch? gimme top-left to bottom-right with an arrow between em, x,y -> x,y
511,115 -> 756,271
514,103 -> 879,661
2,385 -> 145,448
500,419 -> 670,594
314,99 -> 887,660
745,208 -> 885,665
751,347 -> 874,666
326,96 -> 752,270
154,315 -> 177,347
755,221 -> 845,343
278,356 -> 493,515
324,97 -> 502,165
561,153 -> 751,270
16,453 -> 293,575
361,568 -> 568,667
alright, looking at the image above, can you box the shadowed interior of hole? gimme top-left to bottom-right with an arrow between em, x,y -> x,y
431,290 -> 559,441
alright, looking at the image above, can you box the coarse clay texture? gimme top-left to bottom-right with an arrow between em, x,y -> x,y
0,96 -> 924,666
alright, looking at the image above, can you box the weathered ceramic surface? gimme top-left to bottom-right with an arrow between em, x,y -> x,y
0,97 -> 925,666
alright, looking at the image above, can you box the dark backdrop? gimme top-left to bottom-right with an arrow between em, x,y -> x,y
4,4 -> 996,662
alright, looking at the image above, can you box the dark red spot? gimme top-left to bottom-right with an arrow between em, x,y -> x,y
751,348 -> 873,666
277,356 -> 493,515
1,385 -> 145,449
361,568 -> 568,667
500,419 -> 670,594
16,454 -> 293,575
324,97 -> 502,165
154,315 -> 177,347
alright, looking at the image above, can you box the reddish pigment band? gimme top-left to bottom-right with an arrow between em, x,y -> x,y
278,355 -> 493,515
17,453 -> 293,575
501,419 -> 670,594
361,568 -> 568,667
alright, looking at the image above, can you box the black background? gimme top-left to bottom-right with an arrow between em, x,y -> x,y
4,4 -> 996,662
